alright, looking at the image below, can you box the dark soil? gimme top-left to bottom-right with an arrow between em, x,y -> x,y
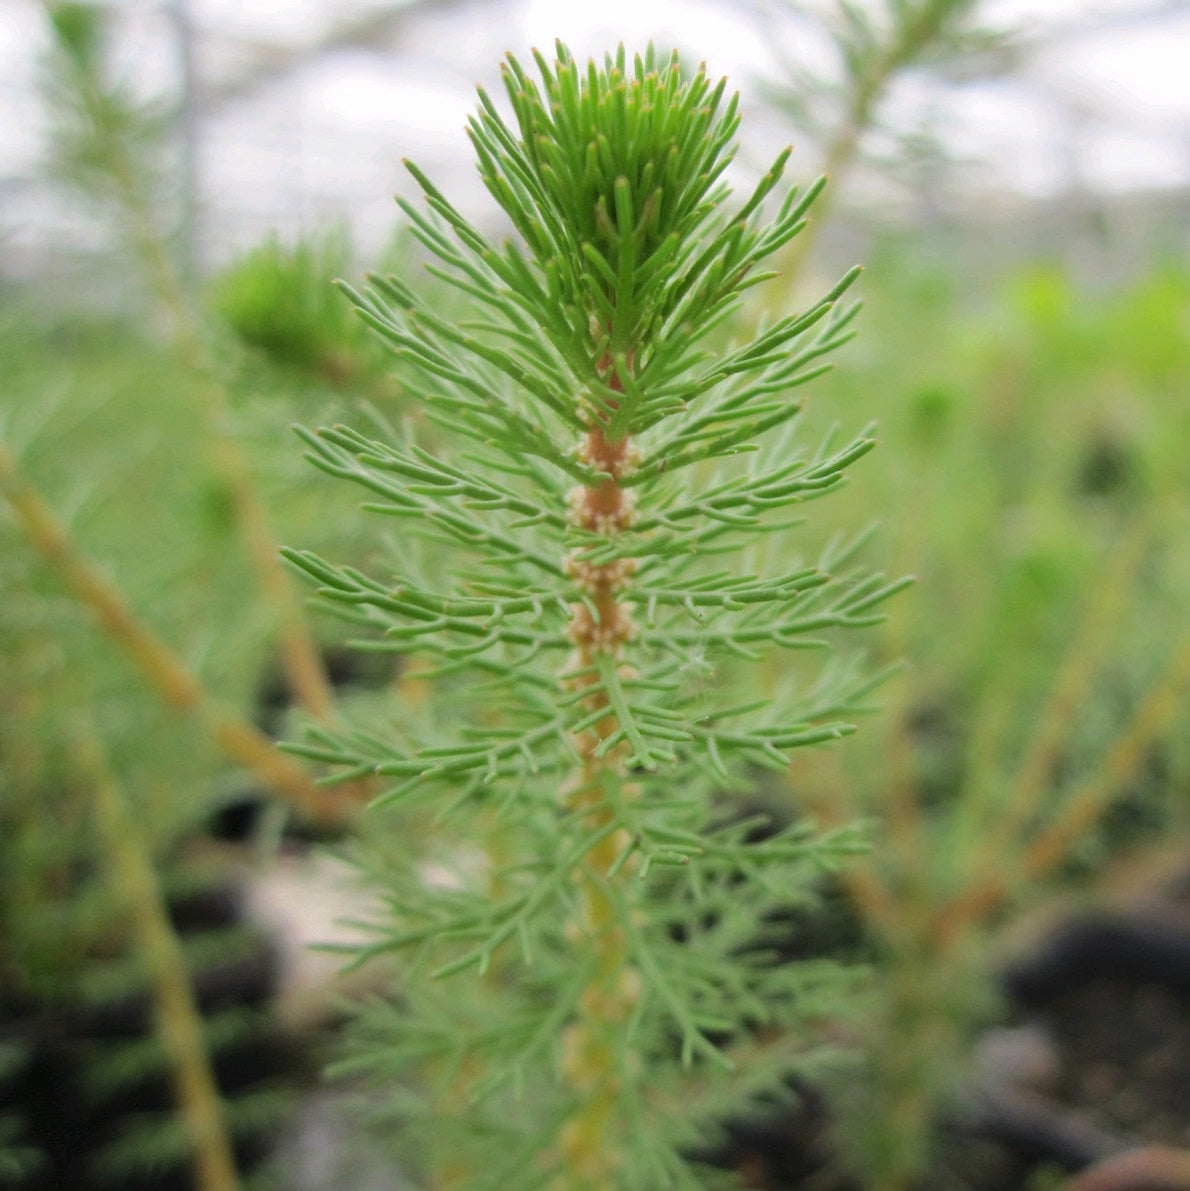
704,889 -> 1190,1189
1040,976 -> 1190,1151
0,877 -> 305,1191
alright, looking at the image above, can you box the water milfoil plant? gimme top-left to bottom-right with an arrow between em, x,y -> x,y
284,42 -> 907,1189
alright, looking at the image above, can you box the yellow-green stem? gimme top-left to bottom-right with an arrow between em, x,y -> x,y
81,728 -> 240,1191
932,625 -> 1190,946
777,0 -> 962,287
977,512 -> 1156,871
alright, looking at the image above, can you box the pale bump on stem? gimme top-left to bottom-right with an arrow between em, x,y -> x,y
556,364 -> 644,1188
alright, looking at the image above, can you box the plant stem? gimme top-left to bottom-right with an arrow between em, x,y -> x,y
201,429 -> 336,722
1023,630 -> 1190,880
81,727 -> 240,1191
140,223 -> 336,726
557,793 -> 633,1188
556,378 -> 640,1187
0,442 -> 349,827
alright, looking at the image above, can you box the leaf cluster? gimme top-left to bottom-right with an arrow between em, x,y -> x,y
331,804 -> 866,1189
343,45 -> 856,454
210,230 -> 393,386
291,42 -> 905,798
285,423 -> 904,788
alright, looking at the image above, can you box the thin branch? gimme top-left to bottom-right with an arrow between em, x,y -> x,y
80,726 -> 240,1191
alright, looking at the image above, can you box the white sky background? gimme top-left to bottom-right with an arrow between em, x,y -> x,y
1,0 -> 1189,270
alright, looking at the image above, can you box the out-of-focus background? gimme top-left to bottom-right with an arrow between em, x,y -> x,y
3,3 -> 1190,1190
5,0 -> 1190,284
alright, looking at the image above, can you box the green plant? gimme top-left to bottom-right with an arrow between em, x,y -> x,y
0,523 -> 296,1191
40,0 -> 336,723
40,0 -> 182,294
210,229 -> 392,389
762,0 -> 1011,273
0,10 -> 374,1180
284,41 -> 905,1188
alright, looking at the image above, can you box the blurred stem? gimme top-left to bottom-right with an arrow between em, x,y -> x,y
201,425 -> 336,722
44,1 -> 334,722
127,171 -> 336,728
558,768 -> 635,1189
0,442 -> 349,828
801,748 -> 899,937
168,0 -> 200,285
80,726 -> 240,1191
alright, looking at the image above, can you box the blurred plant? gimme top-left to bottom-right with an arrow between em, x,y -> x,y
787,258 -> 1190,1188
211,229 -> 395,391
282,41 -> 905,1189
811,512 -> 1190,1188
0,529 -> 301,1190
759,0 -> 1014,266
0,438 -> 342,827
40,0 -> 186,303
0,9 -> 387,1184
39,0 -> 335,721
78,726 -> 239,1191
